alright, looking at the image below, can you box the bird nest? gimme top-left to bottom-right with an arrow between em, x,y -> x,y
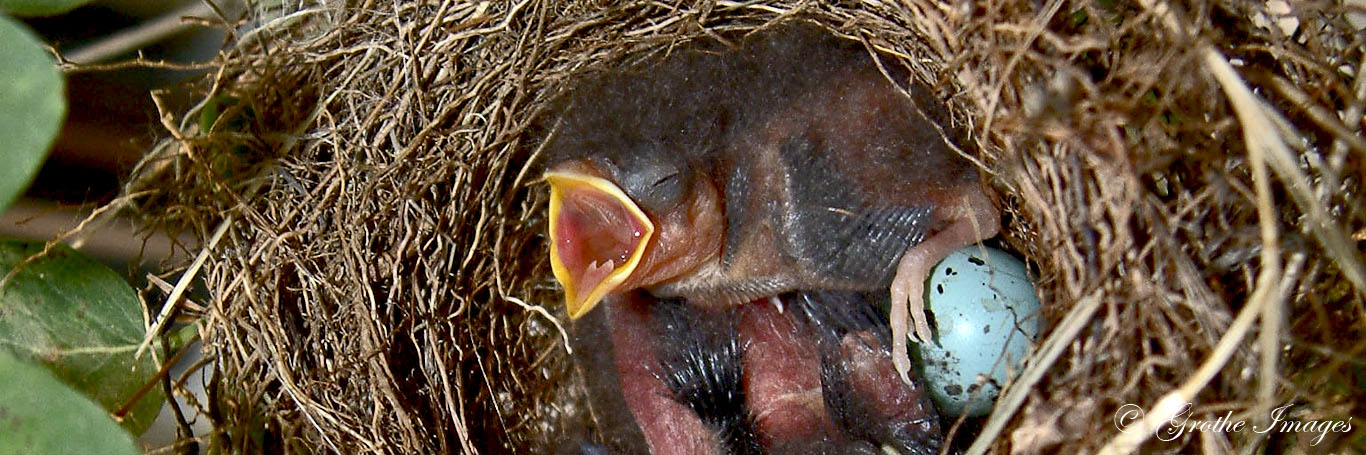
120,0 -> 1365,453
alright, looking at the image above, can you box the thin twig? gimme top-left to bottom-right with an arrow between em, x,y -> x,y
504,295 -> 572,356
134,218 -> 231,359
965,290 -> 1104,455
61,2 -> 224,65
1096,254 -> 1304,455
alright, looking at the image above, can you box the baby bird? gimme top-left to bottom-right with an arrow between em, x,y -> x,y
544,22 -> 998,384
569,291 -> 942,455
545,21 -> 998,454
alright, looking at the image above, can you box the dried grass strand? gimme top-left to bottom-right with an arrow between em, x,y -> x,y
106,0 -> 1366,453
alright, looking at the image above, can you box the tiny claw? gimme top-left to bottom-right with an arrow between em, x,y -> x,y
769,296 -> 785,314
909,293 -> 934,345
889,279 -> 914,385
889,240 -> 938,386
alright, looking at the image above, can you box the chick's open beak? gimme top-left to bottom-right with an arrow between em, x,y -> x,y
547,171 -> 654,319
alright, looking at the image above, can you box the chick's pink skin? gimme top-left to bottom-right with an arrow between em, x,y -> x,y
604,293 -> 725,455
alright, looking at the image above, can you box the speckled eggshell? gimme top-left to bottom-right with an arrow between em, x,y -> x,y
915,246 -> 1041,418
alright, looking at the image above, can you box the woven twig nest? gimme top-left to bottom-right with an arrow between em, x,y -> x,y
123,0 -> 1364,453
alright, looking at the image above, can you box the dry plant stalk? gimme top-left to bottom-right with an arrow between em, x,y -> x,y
110,0 -> 1363,453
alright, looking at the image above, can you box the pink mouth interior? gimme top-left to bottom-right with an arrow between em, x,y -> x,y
555,185 -> 648,295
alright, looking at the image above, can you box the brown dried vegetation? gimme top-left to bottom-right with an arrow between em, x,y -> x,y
119,0 -> 1365,453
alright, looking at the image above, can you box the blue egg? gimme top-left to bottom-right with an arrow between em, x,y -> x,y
915,246 -> 1041,417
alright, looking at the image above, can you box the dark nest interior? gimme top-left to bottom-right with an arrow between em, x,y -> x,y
115,0 -> 1365,453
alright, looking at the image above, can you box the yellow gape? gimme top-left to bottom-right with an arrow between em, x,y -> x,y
546,171 -> 654,319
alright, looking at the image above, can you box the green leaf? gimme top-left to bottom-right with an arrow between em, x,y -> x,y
199,95 -> 241,133
0,241 -> 164,435
0,15 -> 65,214
1,0 -> 94,17
0,350 -> 140,455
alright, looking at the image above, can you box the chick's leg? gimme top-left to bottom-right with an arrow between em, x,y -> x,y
889,187 -> 999,384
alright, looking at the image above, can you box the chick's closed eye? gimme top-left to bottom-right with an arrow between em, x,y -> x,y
546,21 -> 999,455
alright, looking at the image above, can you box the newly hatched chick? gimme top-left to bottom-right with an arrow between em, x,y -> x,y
544,21 -> 999,385
545,20 -> 997,455
568,291 -> 942,455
